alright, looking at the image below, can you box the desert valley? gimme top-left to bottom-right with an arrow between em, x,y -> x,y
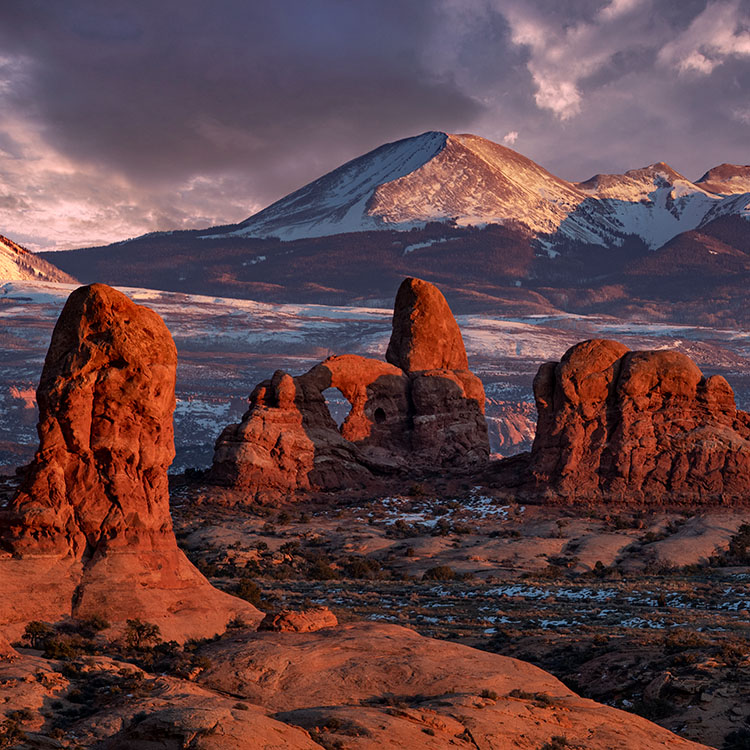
1,5 -> 750,746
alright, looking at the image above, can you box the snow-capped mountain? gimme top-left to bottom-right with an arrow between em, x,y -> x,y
0,234 -> 76,283
208,131 -> 749,254
695,164 -> 750,195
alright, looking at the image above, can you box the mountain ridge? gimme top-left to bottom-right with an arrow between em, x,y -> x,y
0,233 -> 76,283
38,130 -> 750,323
206,131 -> 749,254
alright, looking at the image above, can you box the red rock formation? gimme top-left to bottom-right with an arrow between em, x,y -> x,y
211,278 -> 488,500
257,606 -> 338,633
195,622 -> 709,750
0,284 -> 261,641
0,633 -> 16,661
525,338 -> 750,503
386,277 -> 469,372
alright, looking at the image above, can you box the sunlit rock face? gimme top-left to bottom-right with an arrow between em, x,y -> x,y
0,284 -> 260,641
525,338 -> 750,504
210,277 -> 489,500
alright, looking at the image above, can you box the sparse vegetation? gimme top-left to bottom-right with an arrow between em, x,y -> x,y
124,618 -> 162,649
422,565 -> 457,581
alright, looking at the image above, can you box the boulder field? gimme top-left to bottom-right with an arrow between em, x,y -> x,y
210,277 -> 489,500
0,283 -> 260,642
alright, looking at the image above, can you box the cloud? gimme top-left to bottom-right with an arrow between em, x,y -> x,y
497,0 -> 658,120
658,1 -> 750,75
0,0 -> 748,250
0,0 -> 482,249
598,0 -> 645,21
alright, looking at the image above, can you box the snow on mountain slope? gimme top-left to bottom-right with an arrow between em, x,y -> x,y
221,131 -> 448,241
695,164 -> 750,195
571,163 -> 723,249
366,133 -> 584,233
698,191 -> 750,225
203,130 -> 745,255
0,234 -> 76,283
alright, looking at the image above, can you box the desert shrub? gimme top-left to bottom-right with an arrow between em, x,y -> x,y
718,640 -> 746,666
0,714 -> 26,749
43,634 -> 96,660
270,563 -> 295,580
75,614 -> 110,635
308,558 -> 337,580
226,615 -> 248,629
22,621 -> 54,649
727,524 -> 750,563
452,522 -> 476,535
277,511 -> 291,525
345,556 -> 382,580
235,578 -> 262,606
387,519 -> 423,538
431,518 -> 452,537
663,631 -> 710,654
125,619 -> 162,649
480,688 -> 498,700
421,565 -> 456,582
540,736 -> 570,750
509,689 -> 556,707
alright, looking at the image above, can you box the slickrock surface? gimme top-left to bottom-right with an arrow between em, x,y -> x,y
0,284 -> 260,641
523,338 -> 750,503
257,606 -> 338,633
195,621 -> 708,750
211,278 -> 488,500
0,633 -> 16,661
0,629 -> 708,749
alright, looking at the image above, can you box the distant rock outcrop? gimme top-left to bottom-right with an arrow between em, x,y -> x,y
521,338 -> 750,503
210,278 -> 488,500
0,284 -> 260,641
257,606 -> 338,633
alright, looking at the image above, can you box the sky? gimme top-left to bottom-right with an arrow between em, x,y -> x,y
0,0 -> 748,251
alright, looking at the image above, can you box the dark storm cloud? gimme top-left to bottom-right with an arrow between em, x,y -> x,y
0,0 -> 482,201
0,0 -> 748,249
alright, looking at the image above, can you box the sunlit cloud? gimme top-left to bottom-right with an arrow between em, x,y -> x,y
658,1 -> 750,75
499,0 -> 652,120
0,1 -> 748,250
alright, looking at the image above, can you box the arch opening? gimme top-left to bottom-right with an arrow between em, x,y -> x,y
322,387 -> 352,430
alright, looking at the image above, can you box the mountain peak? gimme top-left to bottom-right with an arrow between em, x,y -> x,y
199,130 -> 747,254
695,163 -> 750,195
